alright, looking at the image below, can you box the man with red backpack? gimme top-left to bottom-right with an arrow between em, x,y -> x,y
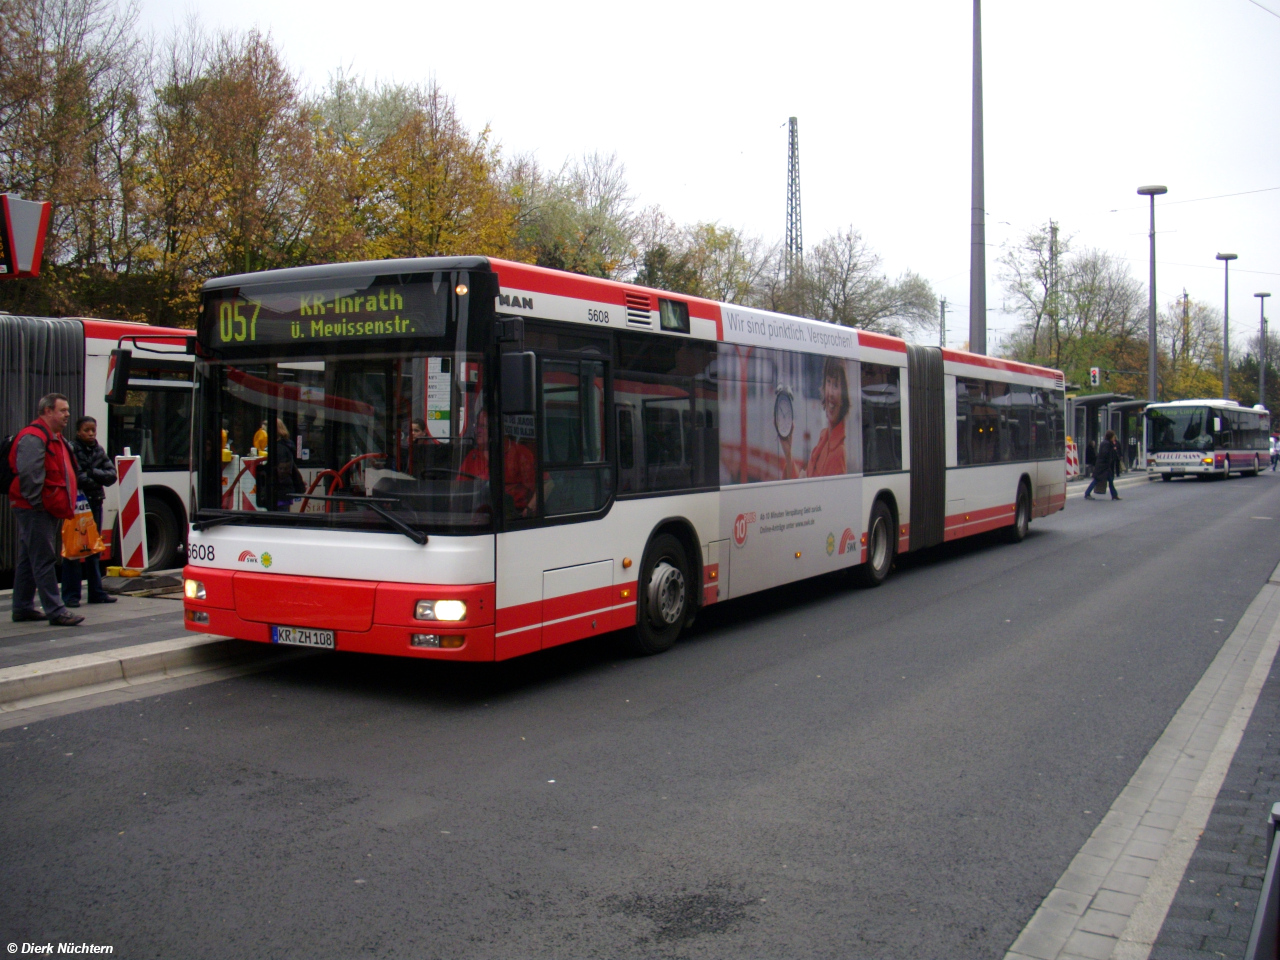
8,393 -> 83,626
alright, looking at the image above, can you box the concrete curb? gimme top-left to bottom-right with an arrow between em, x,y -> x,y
0,634 -> 260,713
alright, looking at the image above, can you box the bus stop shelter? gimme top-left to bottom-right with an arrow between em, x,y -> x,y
1067,393 -> 1133,474
1107,399 -> 1150,470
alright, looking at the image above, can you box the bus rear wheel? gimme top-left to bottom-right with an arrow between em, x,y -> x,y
853,501 -> 894,588
1004,482 -> 1031,543
628,533 -> 689,656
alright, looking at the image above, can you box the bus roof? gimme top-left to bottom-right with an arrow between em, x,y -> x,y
1,314 -> 192,345
201,255 -> 1064,384
1147,398 -> 1258,409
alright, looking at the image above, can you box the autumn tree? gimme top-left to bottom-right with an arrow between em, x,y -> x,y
0,0 -> 147,316
1158,292 -> 1222,399
1001,224 -> 1147,393
509,152 -> 637,277
792,228 -> 936,336
366,82 -> 515,260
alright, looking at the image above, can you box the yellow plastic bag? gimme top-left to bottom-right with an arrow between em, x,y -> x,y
62,496 -> 105,560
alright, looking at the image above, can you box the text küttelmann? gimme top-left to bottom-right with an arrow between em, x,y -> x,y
16,945 -> 114,955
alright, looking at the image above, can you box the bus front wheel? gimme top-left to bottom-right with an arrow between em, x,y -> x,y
144,497 -> 182,571
629,534 -> 689,656
853,501 -> 895,588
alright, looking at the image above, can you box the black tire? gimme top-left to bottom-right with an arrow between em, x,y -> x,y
144,496 -> 182,571
1222,457 -> 1232,480
853,500 -> 895,588
1004,482 -> 1031,543
628,533 -> 689,656
1244,456 -> 1260,477
1161,473 -> 1173,482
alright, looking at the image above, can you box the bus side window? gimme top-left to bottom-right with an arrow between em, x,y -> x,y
540,358 -> 611,517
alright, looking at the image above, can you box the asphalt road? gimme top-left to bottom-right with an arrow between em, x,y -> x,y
5,472 -> 1280,959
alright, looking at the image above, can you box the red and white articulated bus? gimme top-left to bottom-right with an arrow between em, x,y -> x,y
0,315 -> 194,578
182,257 -> 1066,659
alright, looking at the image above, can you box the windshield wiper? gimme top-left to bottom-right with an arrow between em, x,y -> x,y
288,493 -> 428,546
192,513 -> 248,531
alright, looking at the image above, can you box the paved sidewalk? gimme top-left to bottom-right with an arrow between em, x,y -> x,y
0,589 -> 189,669
1006,560 -> 1280,960
1148,655 -> 1280,958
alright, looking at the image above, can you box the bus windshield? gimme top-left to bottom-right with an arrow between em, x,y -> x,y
196,349 -> 491,533
1146,406 -> 1211,452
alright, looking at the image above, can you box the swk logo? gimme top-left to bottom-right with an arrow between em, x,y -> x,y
498,294 -> 534,310
238,551 -> 258,564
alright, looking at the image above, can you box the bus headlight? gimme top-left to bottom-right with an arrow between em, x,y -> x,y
1202,457 -> 1213,465
415,599 -> 466,621
184,579 -> 205,600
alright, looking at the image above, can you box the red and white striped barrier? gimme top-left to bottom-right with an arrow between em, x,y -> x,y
115,453 -> 149,570
221,455 -> 264,511
1065,438 -> 1080,479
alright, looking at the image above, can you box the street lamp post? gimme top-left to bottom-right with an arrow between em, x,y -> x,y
1137,186 -> 1167,403
969,0 -> 986,356
1217,253 -> 1238,400
1258,292 -> 1272,409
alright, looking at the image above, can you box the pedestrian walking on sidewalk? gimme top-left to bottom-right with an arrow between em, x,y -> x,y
1084,430 -> 1122,501
61,416 -> 117,608
7,393 -> 84,625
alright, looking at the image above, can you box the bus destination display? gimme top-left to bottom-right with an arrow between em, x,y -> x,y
204,281 -> 448,347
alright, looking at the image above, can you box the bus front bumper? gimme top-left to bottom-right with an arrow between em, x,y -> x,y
182,566 -> 497,661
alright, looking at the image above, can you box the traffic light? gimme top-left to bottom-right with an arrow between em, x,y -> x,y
1089,367 -> 1100,387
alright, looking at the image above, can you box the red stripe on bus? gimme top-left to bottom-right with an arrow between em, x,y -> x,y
490,259 -> 723,321
80,317 -> 192,343
941,349 -> 1060,380
857,331 -> 908,353
496,599 -> 542,633
943,502 -> 1018,540
544,583 -> 616,623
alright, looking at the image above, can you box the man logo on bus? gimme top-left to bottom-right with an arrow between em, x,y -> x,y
238,550 -> 257,564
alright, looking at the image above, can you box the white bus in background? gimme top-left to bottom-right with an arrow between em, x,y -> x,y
182,257 -> 1066,661
1145,399 -> 1271,480
0,315 -> 195,579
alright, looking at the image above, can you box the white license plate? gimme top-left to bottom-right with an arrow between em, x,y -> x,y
271,625 -> 335,649
1170,467 -> 1186,474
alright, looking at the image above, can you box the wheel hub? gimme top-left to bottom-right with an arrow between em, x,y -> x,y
647,562 -> 686,626
870,520 -> 888,569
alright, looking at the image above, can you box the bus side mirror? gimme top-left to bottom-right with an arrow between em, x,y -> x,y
501,351 -> 536,415
1214,417 -> 1222,432
105,348 -> 132,405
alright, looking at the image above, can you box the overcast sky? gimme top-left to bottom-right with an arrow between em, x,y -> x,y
137,0 -> 1280,351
